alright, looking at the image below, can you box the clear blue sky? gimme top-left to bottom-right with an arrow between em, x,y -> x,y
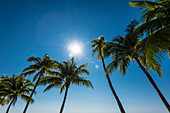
0,0 -> 170,113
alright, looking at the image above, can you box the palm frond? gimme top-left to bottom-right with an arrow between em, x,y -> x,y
33,71 -> 42,82
21,94 -> 34,104
21,70 -> 37,77
139,25 -> 170,61
129,1 -> 164,10
43,84 -> 55,92
39,76 -> 62,85
72,77 -> 93,88
27,57 -> 42,63
60,83 -> 66,94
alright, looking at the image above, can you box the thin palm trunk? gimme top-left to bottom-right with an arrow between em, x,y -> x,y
0,96 -> 6,104
6,98 -> 14,113
100,50 -> 126,113
135,58 -> 170,112
23,75 -> 42,113
59,86 -> 69,113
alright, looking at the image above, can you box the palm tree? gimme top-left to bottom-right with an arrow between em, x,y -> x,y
129,0 -> 170,57
0,74 -> 35,113
40,57 -> 93,113
91,37 -> 126,113
22,54 -> 57,113
105,20 -> 170,112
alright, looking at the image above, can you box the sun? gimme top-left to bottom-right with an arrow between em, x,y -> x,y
70,44 -> 81,54
68,42 -> 82,57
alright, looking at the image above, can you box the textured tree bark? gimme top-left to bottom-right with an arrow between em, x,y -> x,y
135,58 -> 170,112
23,75 -> 42,113
59,85 -> 69,113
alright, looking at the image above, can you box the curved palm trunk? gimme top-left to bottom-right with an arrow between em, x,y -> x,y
59,86 -> 69,113
6,98 -> 14,113
100,50 -> 126,113
135,58 -> 170,112
23,75 -> 42,113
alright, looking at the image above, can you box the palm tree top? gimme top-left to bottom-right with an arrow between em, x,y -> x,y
0,74 -> 35,105
91,36 -> 106,60
129,0 -> 170,34
105,20 -> 163,76
21,54 -> 57,81
56,57 -> 92,85
40,57 -> 93,94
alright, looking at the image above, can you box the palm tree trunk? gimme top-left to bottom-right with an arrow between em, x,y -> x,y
59,85 -> 69,113
0,96 -> 6,104
100,51 -> 126,113
6,98 -> 14,113
135,58 -> 170,112
23,75 -> 42,113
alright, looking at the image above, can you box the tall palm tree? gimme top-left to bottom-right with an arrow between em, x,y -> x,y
105,20 -> 170,112
22,54 -> 57,113
91,37 -> 126,113
40,57 -> 93,113
0,74 -> 35,113
129,0 -> 170,57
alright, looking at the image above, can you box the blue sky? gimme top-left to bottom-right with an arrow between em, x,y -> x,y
0,0 -> 170,113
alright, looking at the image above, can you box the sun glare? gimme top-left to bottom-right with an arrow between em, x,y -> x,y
68,42 -> 82,57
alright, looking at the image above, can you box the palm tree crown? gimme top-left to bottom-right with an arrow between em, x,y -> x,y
105,20 -> 162,76
129,0 -> 170,58
91,36 -> 106,60
0,74 -> 35,113
57,57 -> 93,91
129,0 -> 170,33
22,54 -> 57,81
